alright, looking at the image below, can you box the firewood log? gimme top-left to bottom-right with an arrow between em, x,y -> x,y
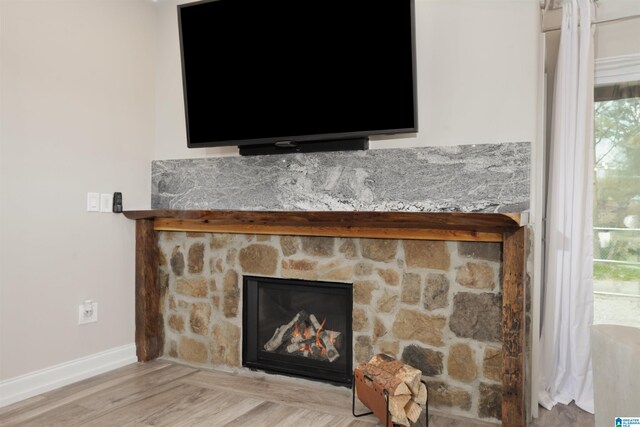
367,354 -> 422,394
311,343 -> 323,358
404,399 -> 422,423
361,364 -> 411,396
357,358 -> 427,427
263,310 -> 308,352
368,353 -> 404,371
355,367 -> 409,427
397,365 -> 422,395
309,314 -> 323,331
391,410 -> 410,427
318,330 -> 340,362
412,382 -> 427,405
388,394 -> 411,421
286,339 -> 313,353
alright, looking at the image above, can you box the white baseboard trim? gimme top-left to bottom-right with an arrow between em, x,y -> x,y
0,343 -> 137,408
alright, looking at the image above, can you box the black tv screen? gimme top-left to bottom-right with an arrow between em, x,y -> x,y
178,0 -> 417,152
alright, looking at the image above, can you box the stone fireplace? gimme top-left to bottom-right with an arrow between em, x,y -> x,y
157,231 -> 507,422
131,140 -> 531,426
242,275 -> 353,385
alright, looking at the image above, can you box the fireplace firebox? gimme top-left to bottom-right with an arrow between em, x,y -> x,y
242,276 -> 353,386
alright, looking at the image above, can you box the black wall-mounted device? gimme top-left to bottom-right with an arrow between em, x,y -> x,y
113,192 -> 123,213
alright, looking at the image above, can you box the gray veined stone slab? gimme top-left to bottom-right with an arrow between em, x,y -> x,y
151,142 -> 530,213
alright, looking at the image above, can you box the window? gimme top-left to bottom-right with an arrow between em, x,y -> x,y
593,81 -> 640,328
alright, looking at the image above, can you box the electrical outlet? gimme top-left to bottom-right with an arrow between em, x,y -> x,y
78,300 -> 98,324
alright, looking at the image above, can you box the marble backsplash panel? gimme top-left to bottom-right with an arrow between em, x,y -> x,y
152,142 -> 530,213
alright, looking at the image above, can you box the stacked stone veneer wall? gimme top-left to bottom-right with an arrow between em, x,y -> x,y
158,232 -> 504,422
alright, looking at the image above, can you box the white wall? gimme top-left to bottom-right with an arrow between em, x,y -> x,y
154,0 -> 541,159
0,0 -> 155,381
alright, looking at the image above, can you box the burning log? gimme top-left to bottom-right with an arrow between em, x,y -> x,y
285,331 -> 342,358
263,311 -> 343,363
263,310 -> 308,352
286,339 -> 314,353
309,314 -> 323,330
355,354 -> 428,427
318,330 -> 340,362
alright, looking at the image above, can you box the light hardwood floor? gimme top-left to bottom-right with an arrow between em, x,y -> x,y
0,360 -> 486,427
0,360 -> 593,426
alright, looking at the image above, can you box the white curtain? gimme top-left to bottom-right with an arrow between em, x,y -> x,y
539,0 -> 595,414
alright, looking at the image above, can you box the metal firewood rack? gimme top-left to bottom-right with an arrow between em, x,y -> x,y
352,370 -> 428,427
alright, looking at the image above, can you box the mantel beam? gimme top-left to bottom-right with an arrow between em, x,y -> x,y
154,219 -> 504,242
124,210 -> 523,243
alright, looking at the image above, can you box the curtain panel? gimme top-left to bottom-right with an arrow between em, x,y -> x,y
539,0 -> 595,414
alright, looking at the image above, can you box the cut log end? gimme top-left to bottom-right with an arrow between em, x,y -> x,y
405,399 -> 422,423
357,355 -> 427,426
412,382 -> 427,406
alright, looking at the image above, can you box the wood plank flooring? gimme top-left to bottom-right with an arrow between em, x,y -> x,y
0,361 -> 381,427
0,360 -> 593,426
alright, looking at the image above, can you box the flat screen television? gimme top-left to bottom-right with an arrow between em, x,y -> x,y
178,0 -> 417,155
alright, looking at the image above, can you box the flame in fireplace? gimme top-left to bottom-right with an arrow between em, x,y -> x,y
315,318 -> 326,348
264,313 -> 340,363
290,318 -> 329,356
292,322 -> 300,338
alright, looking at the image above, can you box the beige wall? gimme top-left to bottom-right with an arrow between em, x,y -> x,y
154,0 -> 541,159
0,0 -> 542,384
0,0 -> 155,380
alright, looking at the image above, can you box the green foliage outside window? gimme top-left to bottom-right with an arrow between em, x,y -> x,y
593,85 -> 640,283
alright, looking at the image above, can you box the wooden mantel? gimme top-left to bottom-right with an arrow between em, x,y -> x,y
123,209 -> 525,242
124,209 -> 527,427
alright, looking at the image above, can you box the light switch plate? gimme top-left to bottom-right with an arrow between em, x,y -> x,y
87,192 -> 100,212
100,193 -> 113,213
